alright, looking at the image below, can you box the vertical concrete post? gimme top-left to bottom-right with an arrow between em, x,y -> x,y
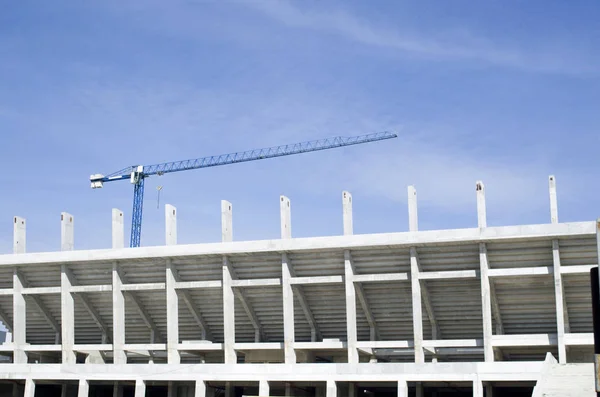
549,175 -> 568,363
280,195 -> 297,363
221,201 -> 236,365
348,383 -> 356,397
397,380 -> 408,397
485,384 -> 493,397
325,380 -> 336,397
78,379 -> 90,397
280,196 -> 291,239
112,262 -> 126,364
13,217 -> 26,254
343,191 -> 358,363
112,209 -> 124,249
23,379 -> 35,397
221,201 -> 233,242
112,382 -> 123,397
166,204 -> 177,245
194,381 -> 207,397
258,380 -> 269,396
13,269 -> 26,363
473,379 -> 483,397
61,212 -> 74,251
416,384 -> 424,397
477,182 -> 494,362
408,186 -> 424,364
61,264 -> 76,364
134,379 -> 146,397
285,383 -> 292,396
166,259 -> 180,364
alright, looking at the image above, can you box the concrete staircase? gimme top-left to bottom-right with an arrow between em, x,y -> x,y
532,353 -> 596,397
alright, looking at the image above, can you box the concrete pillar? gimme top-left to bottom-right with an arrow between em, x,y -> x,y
194,381 -> 206,397
113,382 -> 123,397
13,269 -> 26,363
112,209 -> 124,249
112,262 -> 126,364
397,380 -> 408,397
224,382 -> 233,397
282,253 -> 296,364
13,216 -> 26,254
78,379 -> 90,397
326,380 -> 336,397
12,383 -> 18,397
476,182 -> 494,362
280,196 -> 291,239
285,383 -> 292,396
168,381 -> 177,397
343,192 -> 358,364
473,379 -> 483,397
415,383 -> 424,397
166,259 -> 180,364
134,379 -> 146,397
258,380 -> 269,396
62,384 -> 68,397
221,201 -> 233,242
348,382 -> 356,397
485,384 -> 493,397
549,176 -> 567,364
408,186 -> 424,364
166,204 -> 177,245
61,212 -> 74,251
61,264 -> 76,364
24,379 -> 34,397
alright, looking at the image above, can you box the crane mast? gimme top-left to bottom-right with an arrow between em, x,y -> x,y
91,131 -> 397,247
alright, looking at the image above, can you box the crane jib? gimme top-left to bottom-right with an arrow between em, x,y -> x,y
90,131 -> 397,247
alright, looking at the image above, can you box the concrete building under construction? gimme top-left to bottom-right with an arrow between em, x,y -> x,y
0,176 -> 597,396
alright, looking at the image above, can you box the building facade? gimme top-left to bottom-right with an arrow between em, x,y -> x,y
0,177 -> 597,396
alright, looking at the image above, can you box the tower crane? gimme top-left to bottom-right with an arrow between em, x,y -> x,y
90,131 -> 397,247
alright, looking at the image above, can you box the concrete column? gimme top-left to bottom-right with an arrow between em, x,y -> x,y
343,192 -> 358,363
62,384 -> 68,397
134,379 -> 146,397
12,383 -> 18,397
112,209 -> 124,249
280,196 -> 291,239
416,383 -> 424,397
285,383 -> 292,396
61,264 -> 76,364
473,379 -> 483,397
397,380 -> 408,397
408,186 -> 424,363
166,204 -> 177,245
13,216 -> 26,254
194,381 -> 206,397
485,384 -> 493,397
348,382 -> 356,397
61,212 -> 74,251
168,381 -> 177,397
549,176 -> 567,364
24,379 -> 35,397
326,380 -> 336,397
166,259 -> 180,364
476,182 -> 494,362
112,382 -> 123,397
78,379 -> 90,397
221,201 -> 233,242
112,262 -> 126,364
282,253 -> 296,364
13,269 -> 26,363
224,382 -> 233,397
258,380 -> 269,396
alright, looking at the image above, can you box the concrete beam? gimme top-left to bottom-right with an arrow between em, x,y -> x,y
175,281 -> 222,289
352,273 -> 408,283
121,283 -> 166,291
61,212 -> 74,251
112,209 -> 124,249
418,270 -> 477,280
289,276 -> 343,285
488,267 -> 552,277
231,278 -> 281,287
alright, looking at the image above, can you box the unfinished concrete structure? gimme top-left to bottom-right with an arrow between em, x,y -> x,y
0,176 -> 597,396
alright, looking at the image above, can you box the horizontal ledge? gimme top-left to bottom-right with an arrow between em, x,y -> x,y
488,267 -> 552,277
352,273 -> 408,283
1,222 -> 593,267
560,265 -> 595,275
22,345 -> 62,352
419,270 -> 478,280
178,342 -> 223,351
71,285 -> 112,293
73,344 -> 113,351
175,281 -> 222,289
0,289 -> 13,295
121,283 -> 166,291
231,279 -> 281,288
123,344 -> 166,351
564,333 -> 593,346
294,341 -> 347,349
491,334 -> 557,347
234,343 -> 283,350
357,341 -> 412,349
290,276 -> 343,285
423,339 -> 483,348
22,287 -> 61,295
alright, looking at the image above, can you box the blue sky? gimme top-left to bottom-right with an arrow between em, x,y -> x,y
0,0 -> 598,252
